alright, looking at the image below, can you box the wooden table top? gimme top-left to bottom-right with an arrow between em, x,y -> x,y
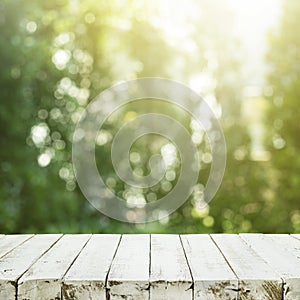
0,234 -> 299,299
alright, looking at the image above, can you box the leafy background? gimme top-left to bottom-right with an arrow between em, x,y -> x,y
0,0 -> 299,233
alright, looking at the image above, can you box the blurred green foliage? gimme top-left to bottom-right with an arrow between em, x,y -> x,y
0,0 -> 299,233
264,0 -> 300,233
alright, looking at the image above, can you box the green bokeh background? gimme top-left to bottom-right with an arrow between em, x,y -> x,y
0,0 -> 299,233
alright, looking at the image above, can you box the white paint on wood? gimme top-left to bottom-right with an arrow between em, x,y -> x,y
181,234 -> 238,300
241,233 -> 300,300
150,234 -> 192,300
63,234 -> 121,300
17,234 -> 91,300
211,234 -> 282,300
0,234 -> 61,300
107,234 -> 150,300
0,234 -> 300,300
267,234 -> 300,259
0,235 -> 33,259
291,234 -> 300,242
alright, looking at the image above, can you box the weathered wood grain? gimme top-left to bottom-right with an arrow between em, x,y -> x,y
211,234 -> 282,300
0,234 -> 61,300
63,234 -> 121,300
0,233 -> 299,300
17,234 -> 91,300
0,235 -> 33,259
107,234 -> 150,300
241,233 -> 300,300
150,234 -> 192,300
181,234 -> 238,300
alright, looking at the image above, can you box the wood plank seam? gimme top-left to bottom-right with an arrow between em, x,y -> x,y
209,234 -> 241,296
0,235 -> 34,260
0,234 -> 299,299
60,234 -> 93,299
245,235 -> 284,300
245,237 -> 286,300
104,234 -> 123,300
239,234 -> 291,300
211,234 -> 284,299
13,234 -> 63,300
291,234 -> 300,242
62,235 -> 120,300
107,234 -> 150,299
182,234 -> 239,299
61,234 -> 93,277
240,235 -> 286,299
150,234 -> 192,300
179,234 -> 195,299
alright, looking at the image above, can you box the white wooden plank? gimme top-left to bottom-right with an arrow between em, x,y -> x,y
107,234 -> 150,300
0,234 -> 61,300
211,234 -> 282,300
267,234 -> 300,259
62,234 -> 121,300
150,234 -> 192,300
292,234 -> 300,241
18,234 -> 91,300
241,233 -> 300,300
181,234 -> 238,300
0,235 -> 33,259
